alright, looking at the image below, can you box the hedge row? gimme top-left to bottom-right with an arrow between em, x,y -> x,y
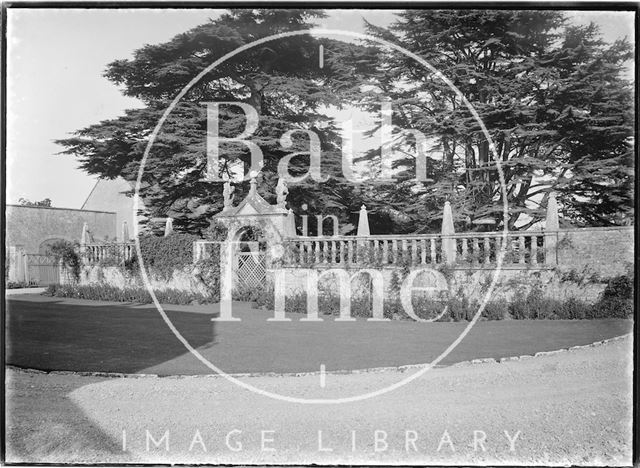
45,283 -> 216,305
253,275 -> 633,321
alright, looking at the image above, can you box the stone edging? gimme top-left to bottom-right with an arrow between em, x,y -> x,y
455,333 -> 631,366
7,333 -> 631,380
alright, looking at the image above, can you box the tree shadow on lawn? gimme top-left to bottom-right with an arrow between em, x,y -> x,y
6,297 -> 217,374
6,296 -> 634,376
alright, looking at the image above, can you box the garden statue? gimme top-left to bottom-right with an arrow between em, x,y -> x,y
223,181 -> 235,209
276,178 -> 289,208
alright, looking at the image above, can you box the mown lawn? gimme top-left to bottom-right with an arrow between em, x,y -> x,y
6,295 -> 632,375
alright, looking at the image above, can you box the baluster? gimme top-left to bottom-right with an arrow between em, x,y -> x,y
462,238 -> 468,263
325,240 -> 330,264
472,238 -> 480,265
420,239 -> 427,264
326,240 -> 331,264
347,240 -> 354,264
315,241 -> 321,264
381,240 -> 388,264
411,239 -> 418,265
430,239 -> 436,263
530,235 -> 538,265
372,240 -> 378,264
484,237 -> 491,264
330,240 -> 336,264
519,236 -> 526,264
392,240 -> 398,264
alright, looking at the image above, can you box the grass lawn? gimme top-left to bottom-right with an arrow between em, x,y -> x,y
6,295 -> 632,375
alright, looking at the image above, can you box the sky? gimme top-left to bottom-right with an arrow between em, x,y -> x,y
5,8 -> 635,208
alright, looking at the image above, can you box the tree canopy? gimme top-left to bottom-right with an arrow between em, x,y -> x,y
57,9 -> 634,234
57,9 -> 363,234
344,10 -> 634,231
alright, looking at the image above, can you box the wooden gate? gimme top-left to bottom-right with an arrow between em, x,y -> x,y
235,251 -> 266,292
233,239 -> 266,293
25,254 -> 60,286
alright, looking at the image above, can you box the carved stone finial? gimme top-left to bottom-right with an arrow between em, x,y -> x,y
223,181 -> 235,209
276,178 -> 289,208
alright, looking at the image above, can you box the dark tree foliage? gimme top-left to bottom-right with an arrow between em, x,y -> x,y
57,9 -> 634,234
57,9 -> 365,234
339,10 -> 633,231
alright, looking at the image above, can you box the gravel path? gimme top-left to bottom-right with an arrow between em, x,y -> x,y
5,335 -> 633,465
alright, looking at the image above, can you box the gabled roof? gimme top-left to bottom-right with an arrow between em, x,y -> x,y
213,190 -> 287,218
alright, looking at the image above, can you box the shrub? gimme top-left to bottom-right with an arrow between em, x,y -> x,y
509,288 -> 558,319
233,285 -> 266,302
251,278 -> 628,321
138,233 -> 200,279
589,274 -> 634,319
481,301 -> 509,320
46,240 -> 81,281
556,297 -> 587,320
601,275 -> 633,301
589,297 -> 633,319
444,296 -> 474,321
44,283 -> 215,305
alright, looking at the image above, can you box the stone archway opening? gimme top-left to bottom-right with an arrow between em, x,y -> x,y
38,237 -> 70,255
231,225 -> 268,296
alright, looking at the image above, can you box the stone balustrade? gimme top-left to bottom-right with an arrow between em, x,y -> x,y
279,230 -> 549,268
82,242 -> 135,264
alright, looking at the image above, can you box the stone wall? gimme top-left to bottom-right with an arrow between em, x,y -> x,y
273,265 -> 608,306
6,204 -> 116,253
555,226 -> 634,277
270,225 -> 633,306
62,264 -> 212,297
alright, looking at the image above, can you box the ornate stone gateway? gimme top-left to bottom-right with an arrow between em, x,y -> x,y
211,177 -> 293,298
